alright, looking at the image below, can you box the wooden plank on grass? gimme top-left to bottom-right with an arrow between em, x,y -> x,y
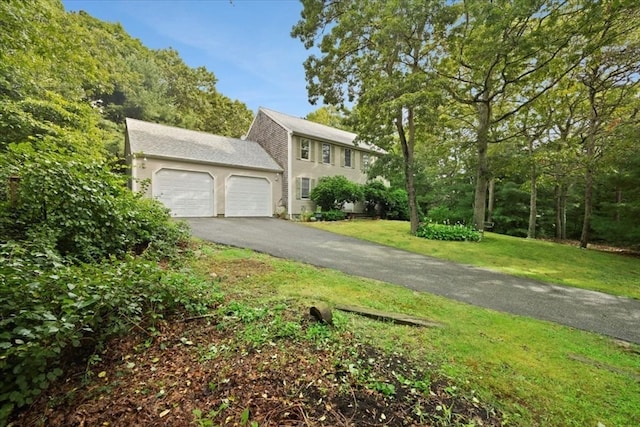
567,354 -> 640,381
334,304 -> 444,328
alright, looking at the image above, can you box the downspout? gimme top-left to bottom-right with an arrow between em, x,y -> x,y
287,130 -> 293,219
130,154 -> 137,192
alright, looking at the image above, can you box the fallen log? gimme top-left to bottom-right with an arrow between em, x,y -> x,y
334,304 -> 444,328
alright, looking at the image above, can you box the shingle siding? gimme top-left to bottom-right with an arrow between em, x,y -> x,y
246,111 -> 290,208
246,107 -> 385,218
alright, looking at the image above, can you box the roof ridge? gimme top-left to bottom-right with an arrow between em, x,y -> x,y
258,107 -> 357,137
126,117 -> 247,142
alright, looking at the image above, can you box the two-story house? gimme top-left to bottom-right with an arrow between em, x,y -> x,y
246,107 -> 380,218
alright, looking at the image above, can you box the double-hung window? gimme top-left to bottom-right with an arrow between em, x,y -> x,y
300,139 -> 310,160
322,143 -> 331,164
344,148 -> 352,168
300,177 -> 311,199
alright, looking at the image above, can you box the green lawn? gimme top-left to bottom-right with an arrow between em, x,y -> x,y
305,220 -> 640,300
193,245 -> 640,427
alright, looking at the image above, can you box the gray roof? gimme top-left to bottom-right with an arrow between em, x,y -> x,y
126,118 -> 282,172
258,107 -> 381,152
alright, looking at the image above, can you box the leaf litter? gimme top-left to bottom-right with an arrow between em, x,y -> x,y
12,256 -> 502,426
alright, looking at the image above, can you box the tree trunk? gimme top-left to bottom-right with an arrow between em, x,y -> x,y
580,87 -> 598,249
473,101 -> 491,231
528,170 -> 537,239
395,108 -> 420,234
554,184 -> 563,239
487,179 -> 495,223
580,162 -> 594,249
527,140 -> 537,239
560,185 -> 567,240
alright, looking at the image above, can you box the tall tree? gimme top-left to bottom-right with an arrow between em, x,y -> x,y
306,106 -> 351,130
574,8 -> 640,248
293,0 -> 451,233
434,0 -> 608,231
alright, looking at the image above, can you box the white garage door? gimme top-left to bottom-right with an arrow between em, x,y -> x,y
226,176 -> 271,217
153,169 -> 214,217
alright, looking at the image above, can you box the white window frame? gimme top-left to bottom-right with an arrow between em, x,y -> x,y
300,177 -> 311,199
344,148 -> 352,168
322,143 -> 331,164
300,139 -> 310,160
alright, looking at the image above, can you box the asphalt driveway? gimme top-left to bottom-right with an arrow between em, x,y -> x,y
187,218 -> 640,344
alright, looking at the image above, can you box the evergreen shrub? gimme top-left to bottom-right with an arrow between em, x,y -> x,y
321,209 -> 347,221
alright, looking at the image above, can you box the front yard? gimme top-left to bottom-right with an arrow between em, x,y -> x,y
13,239 -> 640,426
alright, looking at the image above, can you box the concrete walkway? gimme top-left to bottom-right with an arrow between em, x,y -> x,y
187,218 -> 640,344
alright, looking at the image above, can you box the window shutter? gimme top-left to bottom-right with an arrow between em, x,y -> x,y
309,140 -> 315,162
331,145 -> 335,165
296,139 -> 301,160
340,148 -> 345,167
310,178 -> 316,191
295,177 -> 301,200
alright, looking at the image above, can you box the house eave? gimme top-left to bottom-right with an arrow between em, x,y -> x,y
130,152 -> 283,173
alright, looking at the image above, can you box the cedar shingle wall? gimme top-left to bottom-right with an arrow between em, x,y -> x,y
246,112 -> 289,207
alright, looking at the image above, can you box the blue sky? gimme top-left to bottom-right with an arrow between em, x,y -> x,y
62,0 -> 319,118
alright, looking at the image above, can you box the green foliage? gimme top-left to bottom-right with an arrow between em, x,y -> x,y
363,180 -> 387,215
0,91 -> 105,156
362,181 -> 410,220
385,188 -> 410,221
310,175 -> 364,211
415,222 -> 481,242
0,0 -> 252,159
0,147 -> 188,262
305,106 -> 352,131
0,244 -> 221,423
321,209 -> 347,221
492,181 -> 530,238
425,206 -> 470,226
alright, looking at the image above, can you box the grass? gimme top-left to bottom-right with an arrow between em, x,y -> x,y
305,220 -> 640,300
190,244 -> 640,427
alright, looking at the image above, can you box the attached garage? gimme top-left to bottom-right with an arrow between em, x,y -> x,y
153,169 -> 214,217
226,176 -> 271,217
126,118 -> 283,218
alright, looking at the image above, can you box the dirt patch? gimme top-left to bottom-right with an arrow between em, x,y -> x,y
207,258 -> 274,284
12,305 -> 502,426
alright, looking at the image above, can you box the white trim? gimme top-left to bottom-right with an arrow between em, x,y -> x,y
130,157 -> 139,192
287,130 -> 293,219
128,152 -> 282,173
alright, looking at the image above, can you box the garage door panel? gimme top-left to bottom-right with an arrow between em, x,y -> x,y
154,169 -> 214,217
226,176 -> 270,217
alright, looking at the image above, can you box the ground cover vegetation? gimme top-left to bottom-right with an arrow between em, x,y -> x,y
8,243 -> 639,426
293,0 -> 640,247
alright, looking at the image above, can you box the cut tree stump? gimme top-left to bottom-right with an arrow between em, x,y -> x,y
309,302 -> 333,325
334,304 -> 444,328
